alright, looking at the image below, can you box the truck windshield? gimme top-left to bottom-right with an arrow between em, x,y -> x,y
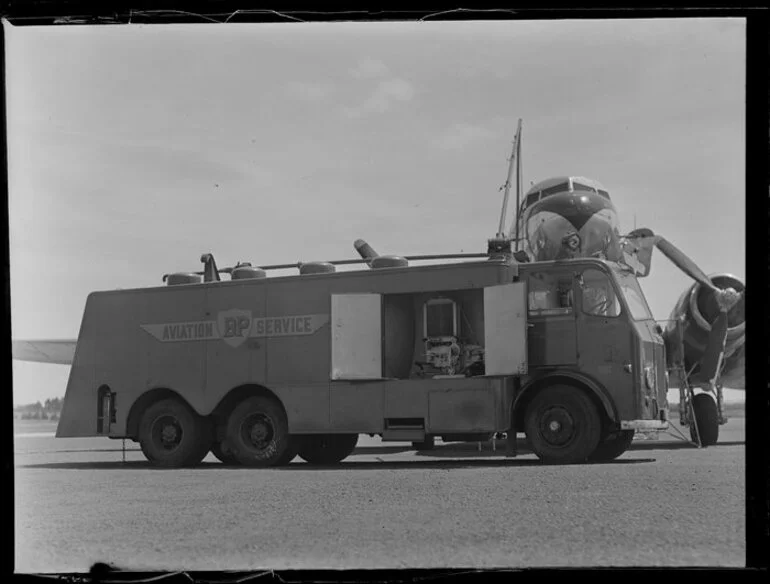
615,271 -> 653,321
580,269 -> 621,317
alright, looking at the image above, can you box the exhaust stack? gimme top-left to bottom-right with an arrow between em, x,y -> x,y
354,239 -> 379,261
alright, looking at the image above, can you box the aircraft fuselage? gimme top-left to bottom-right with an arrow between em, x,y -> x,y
517,176 -> 622,262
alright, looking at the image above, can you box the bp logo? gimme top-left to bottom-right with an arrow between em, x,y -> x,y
141,310 -> 329,348
218,309 -> 253,348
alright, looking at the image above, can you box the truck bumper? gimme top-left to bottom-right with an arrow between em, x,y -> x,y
620,420 -> 669,432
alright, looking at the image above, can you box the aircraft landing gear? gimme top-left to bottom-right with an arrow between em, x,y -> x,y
676,374 -> 723,448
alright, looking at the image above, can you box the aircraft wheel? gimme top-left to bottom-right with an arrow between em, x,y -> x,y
690,393 -> 719,446
297,434 -> 359,465
138,398 -> 211,468
524,385 -> 602,464
588,430 -> 635,462
225,396 -> 292,467
412,436 -> 435,451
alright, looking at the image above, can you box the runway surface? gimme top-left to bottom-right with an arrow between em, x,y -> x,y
14,415 -> 745,572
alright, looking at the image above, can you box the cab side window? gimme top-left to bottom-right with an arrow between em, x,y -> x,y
528,272 -> 573,316
580,268 -> 621,317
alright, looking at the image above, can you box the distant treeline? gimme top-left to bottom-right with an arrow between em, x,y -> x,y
14,397 -> 63,421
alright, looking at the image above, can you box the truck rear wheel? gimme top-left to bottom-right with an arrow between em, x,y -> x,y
588,430 -> 635,462
275,437 -> 299,465
297,434 -> 358,465
138,398 -> 211,468
690,393 -> 719,446
225,396 -> 292,467
524,385 -> 602,464
210,440 -> 240,465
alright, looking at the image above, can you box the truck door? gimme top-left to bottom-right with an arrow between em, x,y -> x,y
575,267 -> 636,418
526,269 -> 577,367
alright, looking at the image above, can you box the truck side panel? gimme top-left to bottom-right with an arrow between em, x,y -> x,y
329,383 -> 384,432
58,288 -> 208,437
277,384 -> 331,432
203,282 -> 267,410
60,261 -> 518,439
428,388 -> 496,433
265,279 -> 333,385
321,377 -> 515,435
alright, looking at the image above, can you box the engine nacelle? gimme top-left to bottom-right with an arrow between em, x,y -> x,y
662,273 -> 745,389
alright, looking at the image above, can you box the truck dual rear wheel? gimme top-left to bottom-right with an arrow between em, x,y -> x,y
589,430 -> 635,462
210,440 -> 240,465
690,393 -> 719,446
138,398 -> 211,468
524,385 -> 602,464
297,434 -> 359,465
225,396 -> 293,467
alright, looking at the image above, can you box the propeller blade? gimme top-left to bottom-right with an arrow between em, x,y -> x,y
654,236 -> 719,293
698,310 -> 729,382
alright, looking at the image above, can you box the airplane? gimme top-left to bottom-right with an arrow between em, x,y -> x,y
497,121 -> 744,447
12,120 -> 744,448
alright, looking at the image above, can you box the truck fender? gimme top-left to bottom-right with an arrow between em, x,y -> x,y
511,372 -> 618,430
126,387 -> 196,440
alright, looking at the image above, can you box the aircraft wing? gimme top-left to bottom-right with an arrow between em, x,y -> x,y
12,340 -> 77,365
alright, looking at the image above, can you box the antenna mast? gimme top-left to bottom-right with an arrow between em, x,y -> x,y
496,118 -> 522,239
513,119 -> 523,250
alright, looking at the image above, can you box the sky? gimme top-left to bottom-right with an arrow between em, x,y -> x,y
6,18 -> 745,406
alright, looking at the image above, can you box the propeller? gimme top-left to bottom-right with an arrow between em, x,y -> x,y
654,236 -> 720,295
650,234 -> 743,382
698,310 -> 728,382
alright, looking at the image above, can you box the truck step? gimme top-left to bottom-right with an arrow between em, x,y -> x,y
381,429 -> 426,442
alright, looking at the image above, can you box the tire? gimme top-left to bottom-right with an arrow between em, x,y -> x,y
225,396 -> 292,467
274,437 -> 299,466
589,430 -> 635,462
690,393 -> 719,446
297,434 -> 359,465
138,398 -> 211,468
412,436 -> 435,451
210,440 -> 240,465
524,385 -> 602,464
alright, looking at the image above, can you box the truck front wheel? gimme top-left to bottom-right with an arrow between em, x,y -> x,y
138,398 -> 211,468
588,430 -> 635,462
524,385 -> 602,464
297,434 -> 359,465
225,396 -> 292,467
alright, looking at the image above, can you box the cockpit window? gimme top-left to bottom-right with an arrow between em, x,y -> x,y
525,192 -> 540,207
573,182 -> 596,193
598,189 -> 610,199
541,182 -> 570,198
580,269 -> 621,318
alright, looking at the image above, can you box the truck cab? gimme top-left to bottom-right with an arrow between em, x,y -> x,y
519,258 -> 669,427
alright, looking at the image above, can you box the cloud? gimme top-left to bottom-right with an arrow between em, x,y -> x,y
286,80 -> 334,102
343,57 -> 415,117
350,58 -> 390,79
345,78 -> 416,118
433,122 -> 496,151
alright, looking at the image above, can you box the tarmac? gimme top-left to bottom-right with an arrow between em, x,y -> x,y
14,414 -> 745,572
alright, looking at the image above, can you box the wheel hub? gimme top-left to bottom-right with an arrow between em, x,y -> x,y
540,407 -> 575,447
242,414 -> 274,450
153,415 -> 183,451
